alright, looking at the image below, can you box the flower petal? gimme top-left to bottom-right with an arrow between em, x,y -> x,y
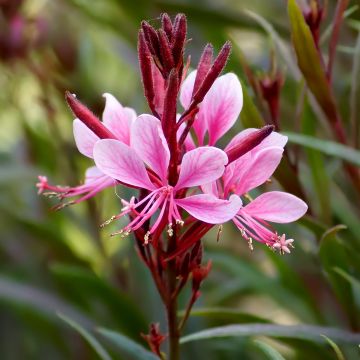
176,147 -> 228,189
73,119 -> 99,158
131,114 -> 170,183
180,70 -> 196,109
93,139 -> 156,190
102,93 -> 136,145
176,194 -> 242,224
84,166 -> 108,184
235,147 -> 284,195
244,191 -> 308,223
203,73 -> 243,145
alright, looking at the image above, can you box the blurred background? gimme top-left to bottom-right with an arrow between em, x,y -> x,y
1,0 -> 360,359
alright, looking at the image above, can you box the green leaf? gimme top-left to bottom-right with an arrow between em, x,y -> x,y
301,100 -> 331,223
58,313 -> 112,360
333,267 -> 360,292
350,32 -> 360,147
253,340 -> 286,360
0,276 -> 93,327
284,132 -> 360,167
319,225 -> 357,328
209,252 -> 318,322
239,82 -> 265,128
179,307 -> 270,324
180,323 -> 360,344
97,328 -> 158,360
51,264 -> 147,339
243,9 -> 300,79
288,0 -> 340,125
321,335 -> 346,360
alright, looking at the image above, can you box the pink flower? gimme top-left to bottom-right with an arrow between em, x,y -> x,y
224,130 -> 307,253
181,71 -> 307,253
36,93 -> 136,207
93,114 -> 242,242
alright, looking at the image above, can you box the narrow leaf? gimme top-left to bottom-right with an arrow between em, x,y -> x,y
180,323 -> 360,344
179,307 -> 270,324
97,328 -> 158,360
288,0 -> 341,127
253,340 -> 286,360
321,335 -> 346,360
58,313 -> 112,360
284,132 -> 360,167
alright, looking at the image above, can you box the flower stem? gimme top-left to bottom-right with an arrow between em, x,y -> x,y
166,232 -> 180,360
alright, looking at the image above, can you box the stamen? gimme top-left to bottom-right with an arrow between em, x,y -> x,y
144,231 -> 151,244
167,223 -> 174,237
100,215 -> 116,228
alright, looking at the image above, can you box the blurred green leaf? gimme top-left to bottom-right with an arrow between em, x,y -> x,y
319,225 -> 357,328
58,313 -> 112,360
350,32 -> 360,147
284,132 -> 360,166
253,340 -> 286,360
210,252 -> 318,322
333,267 -> 360,292
321,335 -> 345,360
239,82 -> 265,128
51,264 -> 147,339
0,276 -> 92,328
301,100 -> 331,223
288,0 -> 340,125
97,328 -> 158,360
180,307 -> 270,324
180,323 -> 360,344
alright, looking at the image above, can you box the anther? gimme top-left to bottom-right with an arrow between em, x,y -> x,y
144,231 -> 151,244
100,215 -> 116,228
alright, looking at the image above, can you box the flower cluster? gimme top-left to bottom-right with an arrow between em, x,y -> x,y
37,13 -> 307,355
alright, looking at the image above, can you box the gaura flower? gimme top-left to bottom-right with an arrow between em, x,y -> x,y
181,71 -> 307,253
36,93 -> 136,207
93,114 -> 242,242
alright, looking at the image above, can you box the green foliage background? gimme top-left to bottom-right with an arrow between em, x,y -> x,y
0,0 -> 360,359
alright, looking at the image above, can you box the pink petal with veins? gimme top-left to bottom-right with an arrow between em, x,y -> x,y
175,147 -> 228,189
73,119 -> 99,158
176,194 -> 242,224
131,114 -> 170,183
102,93 -> 136,145
94,139 -> 156,190
203,73 -> 243,145
244,191 -> 308,223
235,147 -> 284,195
180,70 -> 197,109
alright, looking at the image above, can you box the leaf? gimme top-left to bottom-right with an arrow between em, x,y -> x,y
179,307 -> 270,324
350,32 -> 360,147
301,100 -> 331,223
284,132 -> 360,167
180,323 -> 360,344
243,9 -> 300,79
288,0 -> 340,125
321,335 -> 346,360
333,267 -> 360,292
51,264 -> 147,339
253,340 -> 286,360
0,276 -> 93,328
209,252 -> 318,322
58,313 -> 112,360
319,225 -> 357,328
97,328 -> 158,360
239,81 -> 265,128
